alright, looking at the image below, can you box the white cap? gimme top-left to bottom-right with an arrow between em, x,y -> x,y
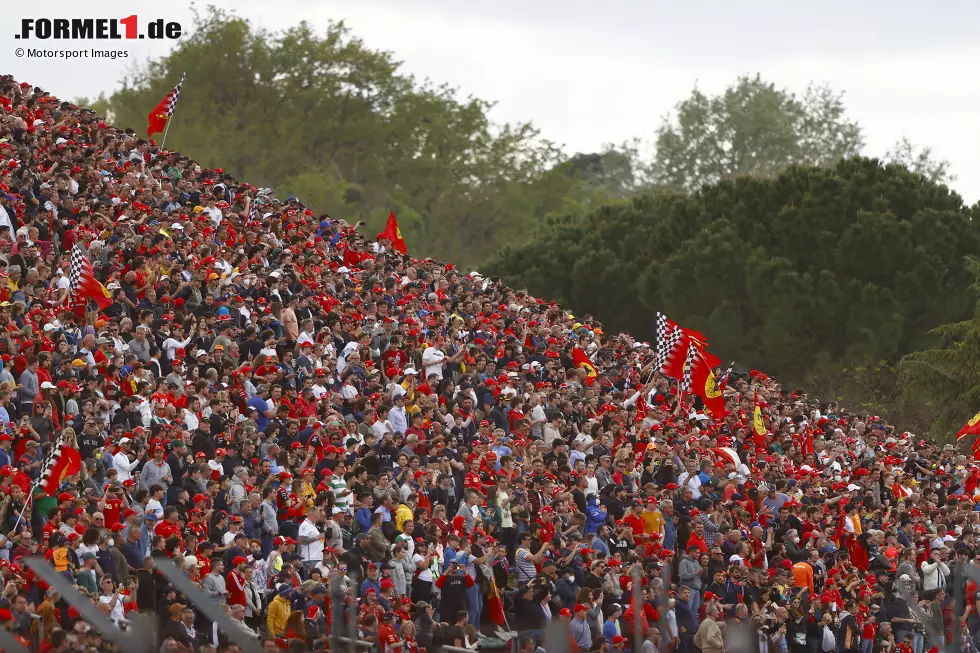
403,367 -> 418,375
119,438 -> 132,445
40,381 -> 55,389
729,554 -> 744,563
847,484 -> 861,491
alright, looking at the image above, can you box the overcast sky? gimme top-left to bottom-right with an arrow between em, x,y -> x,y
6,0 -> 979,202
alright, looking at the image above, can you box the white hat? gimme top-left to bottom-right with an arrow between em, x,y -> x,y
403,367 -> 418,376
170,223 -> 184,231
119,438 -> 132,445
729,554 -> 744,563
847,484 -> 861,491
40,381 -> 55,389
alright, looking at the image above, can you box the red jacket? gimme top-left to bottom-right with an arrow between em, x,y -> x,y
227,570 -> 247,607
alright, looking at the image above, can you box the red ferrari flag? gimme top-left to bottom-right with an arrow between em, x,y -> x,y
381,211 -> 408,254
662,325 -> 720,379
572,347 -> 599,386
752,390 -> 768,447
39,440 -> 82,495
146,73 -> 185,138
69,245 -> 113,310
958,410 -> 980,441
690,347 -> 726,417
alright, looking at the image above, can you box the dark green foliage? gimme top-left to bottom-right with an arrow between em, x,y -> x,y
488,157 -> 980,403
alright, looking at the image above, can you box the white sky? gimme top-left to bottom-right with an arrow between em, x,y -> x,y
5,0 -> 979,202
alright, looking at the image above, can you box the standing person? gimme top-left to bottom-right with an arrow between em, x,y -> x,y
298,506 -> 325,572
18,356 -> 39,415
203,559 -> 228,605
227,555 -> 249,609
571,603 -> 594,651
675,586 -> 698,653
436,560 -> 474,625
412,539 -> 437,603
694,607 -> 724,653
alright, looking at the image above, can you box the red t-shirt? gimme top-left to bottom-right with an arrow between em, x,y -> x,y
103,498 -> 123,527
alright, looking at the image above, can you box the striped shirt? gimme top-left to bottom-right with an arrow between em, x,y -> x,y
515,547 -> 537,583
330,477 -> 351,511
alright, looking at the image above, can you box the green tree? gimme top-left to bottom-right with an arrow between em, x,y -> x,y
649,75 -> 864,192
487,157 -> 980,394
899,258 -> 980,439
102,6 -> 597,265
885,137 -> 956,185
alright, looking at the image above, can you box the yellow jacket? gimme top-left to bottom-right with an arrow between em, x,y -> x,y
267,595 -> 290,636
395,503 -> 415,532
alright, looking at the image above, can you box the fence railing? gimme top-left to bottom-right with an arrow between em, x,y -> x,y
11,554 -> 970,653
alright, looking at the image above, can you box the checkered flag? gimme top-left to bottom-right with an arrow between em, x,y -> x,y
657,323 -> 683,375
247,197 -> 258,223
165,73 -> 185,117
680,342 -> 697,392
68,244 -> 112,309
68,244 -> 84,291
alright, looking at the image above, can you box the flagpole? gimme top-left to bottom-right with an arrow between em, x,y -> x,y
159,109 -> 175,150
12,478 -> 41,533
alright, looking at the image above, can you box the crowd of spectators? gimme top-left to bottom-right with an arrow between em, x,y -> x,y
0,75 -> 976,653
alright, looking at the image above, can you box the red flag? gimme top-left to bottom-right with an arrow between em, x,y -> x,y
381,211 -> 408,254
690,349 -> 725,417
70,245 -> 113,310
40,444 -> 82,495
803,425 -> 815,457
146,97 -> 168,138
662,326 -> 720,379
486,579 -> 506,627
958,410 -> 980,441
572,347 -> 599,386
146,73 -> 185,138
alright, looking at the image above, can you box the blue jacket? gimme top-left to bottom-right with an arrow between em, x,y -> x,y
585,495 -> 607,534
355,507 -> 373,533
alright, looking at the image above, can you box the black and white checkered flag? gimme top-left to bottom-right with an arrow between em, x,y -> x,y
655,313 -> 670,370
68,244 -> 85,291
658,324 -> 683,374
165,73 -> 186,117
680,342 -> 697,392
